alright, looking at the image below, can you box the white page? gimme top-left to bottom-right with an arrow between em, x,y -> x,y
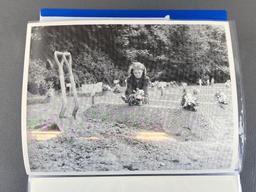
29,175 -> 241,192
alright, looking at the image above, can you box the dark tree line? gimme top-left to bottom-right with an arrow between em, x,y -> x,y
28,24 -> 230,95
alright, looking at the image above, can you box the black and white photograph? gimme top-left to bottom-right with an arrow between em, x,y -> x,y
22,20 -> 239,175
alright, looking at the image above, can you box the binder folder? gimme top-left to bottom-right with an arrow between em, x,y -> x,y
24,9 -> 244,192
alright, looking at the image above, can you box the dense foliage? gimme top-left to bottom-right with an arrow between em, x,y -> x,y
28,24 -> 230,94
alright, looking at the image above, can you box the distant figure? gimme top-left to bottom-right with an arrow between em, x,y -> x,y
121,62 -> 150,105
198,78 -> 202,87
211,77 -> 215,85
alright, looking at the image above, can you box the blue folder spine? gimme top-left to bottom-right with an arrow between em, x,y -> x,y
40,9 -> 228,21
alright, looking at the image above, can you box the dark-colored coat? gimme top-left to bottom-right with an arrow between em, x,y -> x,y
125,75 -> 150,97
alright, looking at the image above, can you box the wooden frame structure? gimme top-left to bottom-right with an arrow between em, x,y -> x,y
54,51 -> 79,119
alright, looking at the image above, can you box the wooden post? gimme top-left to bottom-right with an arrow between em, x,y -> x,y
54,52 -> 67,118
91,88 -> 96,106
160,87 -> 164,96
92,94 -> 95,106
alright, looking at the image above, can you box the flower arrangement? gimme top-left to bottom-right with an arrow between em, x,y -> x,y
181,89 -> 198,111
215,91 -> 228,105
128,88 -> 147,106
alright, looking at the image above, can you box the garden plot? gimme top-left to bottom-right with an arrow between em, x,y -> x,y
27,84 -> 235,172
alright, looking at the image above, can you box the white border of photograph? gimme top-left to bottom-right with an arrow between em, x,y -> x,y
22,19 -> 239,176
28,175 -> 242,192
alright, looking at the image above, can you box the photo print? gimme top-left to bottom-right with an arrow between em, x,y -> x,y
22,20 -> 239,175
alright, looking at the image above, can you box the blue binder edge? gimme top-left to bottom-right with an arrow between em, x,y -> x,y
40,9 -> 228,21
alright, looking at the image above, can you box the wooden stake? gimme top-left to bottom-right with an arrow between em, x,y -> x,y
160,87 -> 164,96
92,95 -> 95,106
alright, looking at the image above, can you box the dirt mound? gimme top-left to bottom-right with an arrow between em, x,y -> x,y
28,118 -> 232,172
83,104 -> 215,141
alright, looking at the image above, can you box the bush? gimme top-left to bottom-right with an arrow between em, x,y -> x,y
28,59 -> 54,95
